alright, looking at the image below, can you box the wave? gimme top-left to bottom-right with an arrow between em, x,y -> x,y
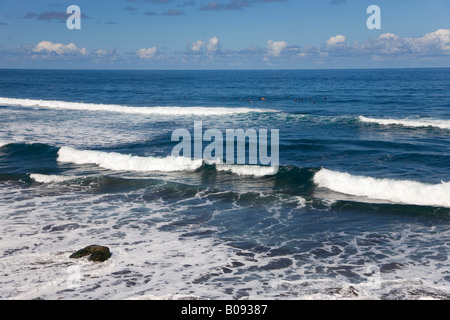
57,146 -> 203,172
58,146 -> 279,177
0,97 -> 274,116
313,168 -> 450,208
0,140 -> 10,148
30,173 -> 79,184
210,161 -> 278,177
6,143 -> 450,208
359,116 -> 450,130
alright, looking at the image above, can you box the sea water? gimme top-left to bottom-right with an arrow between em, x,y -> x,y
0,68 -> 449,299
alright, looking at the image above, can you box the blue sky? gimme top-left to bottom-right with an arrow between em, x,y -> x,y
0,0 -> 449,69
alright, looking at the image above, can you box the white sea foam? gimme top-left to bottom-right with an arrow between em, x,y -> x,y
214,162 -> 278,176
0,140 -> 10,148
0,180 -> 448,300
313,168 -> 450,208
359,116 -> 450,130
0,97 -> 273,116
30,174 -> 78,184
126,294 -> 202,300
57,147 -> 279,176
57,146 -> 203,172
294,196 -> 307,208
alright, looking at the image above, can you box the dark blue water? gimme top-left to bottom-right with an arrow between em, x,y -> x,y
0,69 -> 449,299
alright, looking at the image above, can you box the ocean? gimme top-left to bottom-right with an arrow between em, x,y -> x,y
0,68 -> 449,300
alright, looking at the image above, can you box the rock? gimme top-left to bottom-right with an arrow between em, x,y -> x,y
69,245 -> 98,258
88,246 -> 112,262
70,245 -> 111,262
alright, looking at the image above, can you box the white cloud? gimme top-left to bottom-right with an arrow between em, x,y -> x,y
326,35 -> 346,46
191,40 -> 204,52
366,33 -> 406,54
33,41 -> 87,55
267,40 -> 287,57
412,28 -> 450,53
96,49 -> 108,57
359,29 -> 450,56
378,33 -> 398,40
137,47 -> 157,59
207,36 -> 220,52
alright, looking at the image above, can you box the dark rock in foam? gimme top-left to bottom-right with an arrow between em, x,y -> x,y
70,245 -> 111,262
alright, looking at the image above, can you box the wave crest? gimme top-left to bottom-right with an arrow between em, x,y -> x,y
30,173 -> 78,184
313,168 -> 450,208
359,116 -> 450,130
207,159 -> 278,176
0,140 -> 11,148
57,146 -> 203,172
57,147 -> 278,176
0,97 -> 273,116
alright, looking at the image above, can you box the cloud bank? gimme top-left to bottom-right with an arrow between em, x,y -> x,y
33,41 -> 87,55
1,29 -> 449,68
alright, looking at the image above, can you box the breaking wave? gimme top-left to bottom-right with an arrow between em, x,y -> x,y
359,116 -> 450,130
57,146 -> 203,172
0,97 -> 274,116
57,147 -> 277,176
30,173 -> 79,184
313,168 -> 450,208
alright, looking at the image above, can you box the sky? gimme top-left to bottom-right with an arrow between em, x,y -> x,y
0,0 -> 449,69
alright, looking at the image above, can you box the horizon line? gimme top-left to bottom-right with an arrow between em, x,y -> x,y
0,66 -> 449,72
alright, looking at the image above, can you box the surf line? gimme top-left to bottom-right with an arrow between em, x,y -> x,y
171,121 -> 279,173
